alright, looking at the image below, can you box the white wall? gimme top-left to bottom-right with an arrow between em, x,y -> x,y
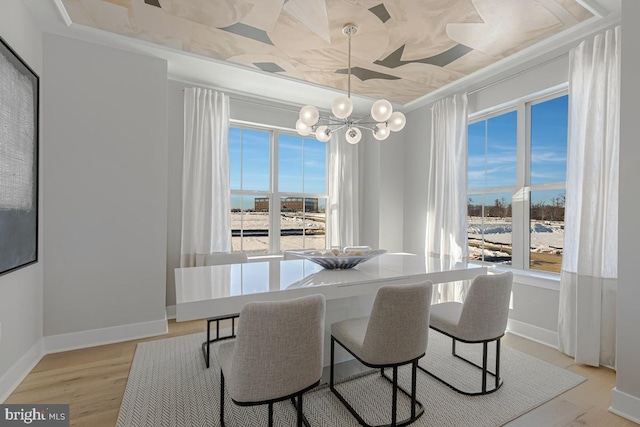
612,0 -> 640,421
42,34 -> 168,340
378,133 -> 405,252
359,134 -> 381,250
0,0 -> 44,400
359,130 -> 405,252
468,55 -> 569,114
402,105 -> 432,256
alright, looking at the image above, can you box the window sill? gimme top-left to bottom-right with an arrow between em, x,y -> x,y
486,265 -> 560,291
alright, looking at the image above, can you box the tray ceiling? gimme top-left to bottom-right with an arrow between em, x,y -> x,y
59,0 -> 594,104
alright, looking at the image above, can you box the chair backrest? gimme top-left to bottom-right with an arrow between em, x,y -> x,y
361,281 -> 432,365
228,294 -> 326,402
204,251 -> 248,266
456,271 -> 513,342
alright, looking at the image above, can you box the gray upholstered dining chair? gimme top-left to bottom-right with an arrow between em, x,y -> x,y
202,251 -> 249,368
420,271 -> 513,395
204,251 -> 248,266
330,281 -> 432,427
217,294 -> 326,427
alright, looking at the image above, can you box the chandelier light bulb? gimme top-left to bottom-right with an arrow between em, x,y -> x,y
315,125 -> 331,142
371,99 -> 393,122
388,111 -> 407,132
373,123 -> 390,141
296,119 -> 312,136
299,105 -> 320,126
331,96 -> 353,119
345,127 -> 362,144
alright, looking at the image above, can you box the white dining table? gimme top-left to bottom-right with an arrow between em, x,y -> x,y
174,252 -> 487,322
175,252 -> 487,365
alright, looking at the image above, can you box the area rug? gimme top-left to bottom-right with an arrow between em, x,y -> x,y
116,332 -> 585,426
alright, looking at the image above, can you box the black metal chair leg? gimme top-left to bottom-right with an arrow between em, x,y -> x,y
206,322 -> 211,368
268,402 -> 273,427
290,396 -> 311,427
496,338 -> 501,389
392,367 -> 398,426
482,342 -> 488,393
411,360 -> 417,419
330,337 -> 335,388
418,331 -> 504,396
220,371 -> 225,426
297,393 -> 303,427
203,314 -> 240,368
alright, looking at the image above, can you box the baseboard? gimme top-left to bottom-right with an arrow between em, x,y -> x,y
610,388 -> 640,424
506,318 -> 558,349
166,305 -> 176,320
44,318 -> 168,354
0,339 -> 45,403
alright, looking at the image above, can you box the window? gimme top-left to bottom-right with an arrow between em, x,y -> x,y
229,125 -> 328,254
468,111 -> 517,266
467,92 -> 567,273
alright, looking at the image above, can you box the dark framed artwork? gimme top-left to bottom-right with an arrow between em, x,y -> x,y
0,35 -> 39,276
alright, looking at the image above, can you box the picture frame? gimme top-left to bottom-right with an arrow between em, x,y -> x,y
0,35 -> 39,276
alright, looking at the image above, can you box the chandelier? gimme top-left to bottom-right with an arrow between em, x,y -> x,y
295,24 -> 406,144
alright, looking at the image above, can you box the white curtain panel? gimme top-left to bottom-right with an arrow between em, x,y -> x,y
328,129 -> 359,249
426,93 -> 469,303
181,88 -> 231,267
558,26 -> 620,368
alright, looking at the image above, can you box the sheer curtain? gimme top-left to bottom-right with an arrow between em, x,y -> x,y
558,26 -> 620,368
181,88 -> 231,267
328,129 -> 359,249
426,93 -> 469,303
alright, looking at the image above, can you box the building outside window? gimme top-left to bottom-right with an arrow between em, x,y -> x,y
229,125 -> 328,254
467,91 -> 568,273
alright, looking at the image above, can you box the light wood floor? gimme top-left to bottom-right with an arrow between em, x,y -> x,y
5,320 -> 637,427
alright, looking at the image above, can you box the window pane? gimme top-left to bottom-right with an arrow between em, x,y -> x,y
241,129 -> 270,192
280,197 -> 304,251
304,139 -> 327,194
231,195 -> 269,254
304,198 -> 325,250
530,189 -> 565,273
279,197 -> 327,252
468,121 -> 486,191
279,134 -> 303,193
467,111 -> 517,191
531,96 -> 568,185
467,192 -> 513,265
486,112 -> 517,188
278,135 -> 327,194
229,128 -> 242,190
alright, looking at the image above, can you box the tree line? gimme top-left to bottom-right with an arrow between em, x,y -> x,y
468,193 -> 565,221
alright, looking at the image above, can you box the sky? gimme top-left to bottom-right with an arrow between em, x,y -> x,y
229,127 -> 327,210
468,95 -> 568,205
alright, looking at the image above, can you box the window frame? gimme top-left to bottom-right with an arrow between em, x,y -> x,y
229,120 -> 329,254
467,86 -> 568,273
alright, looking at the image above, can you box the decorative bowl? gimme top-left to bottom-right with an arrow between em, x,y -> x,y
288,249 -> 387,270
